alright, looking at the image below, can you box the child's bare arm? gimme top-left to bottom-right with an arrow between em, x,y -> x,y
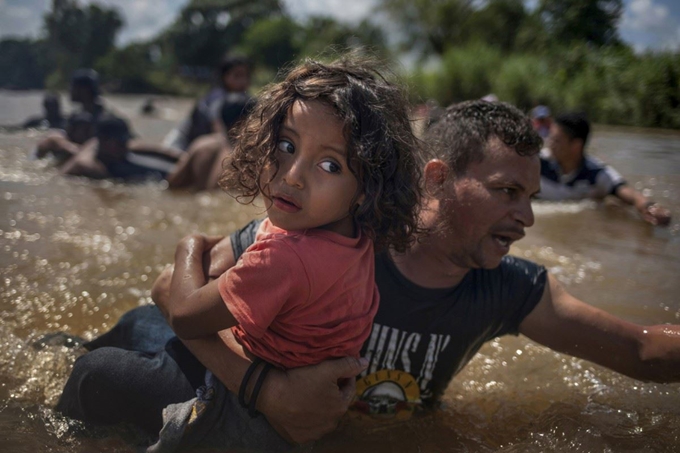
165,234 -> 238,339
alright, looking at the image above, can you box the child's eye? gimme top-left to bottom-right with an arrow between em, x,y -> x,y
319,161 -> 341,174
277,139 -> 295,154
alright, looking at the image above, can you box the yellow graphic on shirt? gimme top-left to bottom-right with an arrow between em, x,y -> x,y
349,369 -> 421,421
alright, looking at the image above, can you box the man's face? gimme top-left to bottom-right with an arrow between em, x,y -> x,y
222,64 -> 251,92
436,139 -> 540,269
547,123 -> 576,162
70,84 -> 92,104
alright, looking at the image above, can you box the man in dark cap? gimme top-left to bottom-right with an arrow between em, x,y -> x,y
69,68 -> 104,119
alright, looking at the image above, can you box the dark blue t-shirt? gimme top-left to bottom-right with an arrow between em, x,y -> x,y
230,220 -> 547,414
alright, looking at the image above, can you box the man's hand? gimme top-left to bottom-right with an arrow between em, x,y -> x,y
639,202 -> 671,227
257,357 -> 369,444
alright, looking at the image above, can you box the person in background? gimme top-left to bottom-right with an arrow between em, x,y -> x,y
166,92 -> 254,191
34,69 -> 107,161
538,111 -> 671,226
163,55 -> 252,152
60,115 -> 180,181
530,105 -> 552,139
56,55 -> 423,451
22,93 -> 66,130
58,100 -> 680,449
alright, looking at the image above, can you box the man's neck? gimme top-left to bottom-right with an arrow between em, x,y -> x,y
556,153 -> 583,175
389,238 -> 470,289
81,99 -> 99,114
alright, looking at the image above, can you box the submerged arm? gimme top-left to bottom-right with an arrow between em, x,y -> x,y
614,184 -> 671,226
520,274 -> 680,383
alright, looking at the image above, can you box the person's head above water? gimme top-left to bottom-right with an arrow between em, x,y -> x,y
221,53 -> 422,252
421,100 -> 543,269
95,115 -> 132,163
546,111 -> 590,167
218,54 -> 252,93
425,100 -> 543,176
42,93 -> 61,119
70,68 -> 100,104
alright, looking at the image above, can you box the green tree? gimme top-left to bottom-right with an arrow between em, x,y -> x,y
162,0 -> 283,70
537,0 -> 623,46
0,39 -> 52,89
237,16 -> 303,72
95,43 -> 157,93
297,17 -> 389,59
43,0 -> 123,86
467,0 -> 527,53
379,0 -> 475,55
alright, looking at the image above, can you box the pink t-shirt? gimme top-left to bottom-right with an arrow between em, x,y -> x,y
218,218 -> 379,369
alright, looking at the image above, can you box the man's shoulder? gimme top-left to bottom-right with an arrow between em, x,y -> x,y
581,154 -> 608,171
473,255 -> 546,286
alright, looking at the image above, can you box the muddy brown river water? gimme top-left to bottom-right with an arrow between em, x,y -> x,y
1,91 -> 679,452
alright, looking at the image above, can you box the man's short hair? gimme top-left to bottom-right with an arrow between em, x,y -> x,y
425,100 -> 543,175
96,115 -> 132,143
219,54 -> 251,77
554,111 -> 590,144
71,68 -> 100,97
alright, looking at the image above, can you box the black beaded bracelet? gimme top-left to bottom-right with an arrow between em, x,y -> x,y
238,357 -> 263,409
248,362 -> 273,418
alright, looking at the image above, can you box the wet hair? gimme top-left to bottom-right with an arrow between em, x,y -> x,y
555,111 -> 590,144
71,68 -> 100,97
425,100 -> 543,175
221,54 -> 423,253
42,93 -> 60,110
96,115 -> 132,144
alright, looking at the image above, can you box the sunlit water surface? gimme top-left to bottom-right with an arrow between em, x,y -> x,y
1,92 -> 679,452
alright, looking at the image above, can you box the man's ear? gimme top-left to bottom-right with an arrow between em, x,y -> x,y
424,159 -> 450,194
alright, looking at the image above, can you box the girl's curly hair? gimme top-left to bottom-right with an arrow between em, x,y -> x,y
220,53 -> 422,253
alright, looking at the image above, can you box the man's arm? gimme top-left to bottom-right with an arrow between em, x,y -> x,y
614,184 -> 671,226
181,330 -> 366,444
60,140 -> 108,179
519,273 -> 680,383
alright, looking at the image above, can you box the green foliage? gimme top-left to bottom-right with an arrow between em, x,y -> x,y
538,0 -> 623,46
0,39 -> 52,89
44,0 -> 123,83
94,44 -> 158,93
466,0 -> 527,53
162,0 -> 283,69
415,42 -> 680,129
2,0 -> 677,129
491,54 -> 554,111
421,43 -> 502,105
379,0 -> 475,55
297,17 -> 389,60
237,16 -> 302,73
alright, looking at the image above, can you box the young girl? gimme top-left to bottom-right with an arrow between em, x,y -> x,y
57,54 -> 423,451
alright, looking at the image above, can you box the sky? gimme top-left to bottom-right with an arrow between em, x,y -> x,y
0,0 -> 678,53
